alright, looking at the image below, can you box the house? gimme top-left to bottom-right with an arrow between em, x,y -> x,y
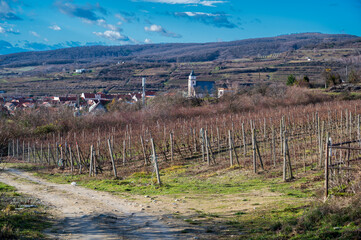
21,102 -> 35,109
129,91 -> 157,102
51,96 -> 77,105
75,69 -> 91,73
4,102 -> 16,112
81,93 -> 117,102
218,88 -> 234,98
187,70 -> 215,98
145,91 -> 156,98
89,102 -> 106,114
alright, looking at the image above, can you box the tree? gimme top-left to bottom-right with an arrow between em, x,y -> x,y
348,69 -> 360,83
303,75 -> 310,83
323,70 -> 341,87
286,74 -> 296,86
297,75 -> 310,88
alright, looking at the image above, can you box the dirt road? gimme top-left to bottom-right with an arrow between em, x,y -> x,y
0,168 -> 188,240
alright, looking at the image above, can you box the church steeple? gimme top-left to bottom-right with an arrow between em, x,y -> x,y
188,70 -> 196,97
189,70 -> 195,78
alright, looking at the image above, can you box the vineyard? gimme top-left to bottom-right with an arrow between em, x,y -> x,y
5,100 -> 361,198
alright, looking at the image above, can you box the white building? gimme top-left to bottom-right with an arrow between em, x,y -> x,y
187,70 -> 215,98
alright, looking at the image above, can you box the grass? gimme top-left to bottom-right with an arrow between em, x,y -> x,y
6,162 -> 360,239
7,163 -> 47,171
232,196 -> 361,240
31,164 -> 320,198
0,182 -> 51,239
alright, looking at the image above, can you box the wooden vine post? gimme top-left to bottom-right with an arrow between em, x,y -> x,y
252,128 -> 256,173
22,141 -> 25,161
107,138 -> 118,178
140,135 -> 148,166
229,130 -> 233,167
123,139 -> 126,166
69,145 -> 73,174
89,145 -> 93,177
170,132 -> 174,162
200,128 -> 205,162
150,138 -> 161,186
205,130 -> 210,165
251,127 -> 264,174
242,122 -> 246,159
76,143 -> 82,174
271,124 -> 276,167
324,133 -> 330,201
283,131 -> 293,181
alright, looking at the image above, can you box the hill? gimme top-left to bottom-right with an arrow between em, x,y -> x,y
0,33 -> 359,68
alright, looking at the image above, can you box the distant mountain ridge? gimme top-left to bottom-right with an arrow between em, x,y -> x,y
0,33 -> 360,67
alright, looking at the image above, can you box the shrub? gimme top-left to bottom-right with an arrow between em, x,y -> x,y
324,70 -> 342,87
286,74 -> 296,86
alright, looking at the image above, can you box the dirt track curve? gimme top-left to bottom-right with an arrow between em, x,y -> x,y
0,168 -> 189,240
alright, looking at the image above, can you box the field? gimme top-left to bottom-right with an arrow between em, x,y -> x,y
0,47 -> 359,96
2,91 -> 361,238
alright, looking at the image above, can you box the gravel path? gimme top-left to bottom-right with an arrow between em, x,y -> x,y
0,168 -> 179,240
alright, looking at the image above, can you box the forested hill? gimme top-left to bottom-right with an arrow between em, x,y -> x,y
1,33 -> 360,67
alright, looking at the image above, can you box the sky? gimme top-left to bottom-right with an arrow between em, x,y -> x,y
0,0 -> 360,54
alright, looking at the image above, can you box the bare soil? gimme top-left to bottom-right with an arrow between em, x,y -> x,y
0,168 -> 203,239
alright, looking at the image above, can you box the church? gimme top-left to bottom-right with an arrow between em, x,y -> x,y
187,70 -> 216,98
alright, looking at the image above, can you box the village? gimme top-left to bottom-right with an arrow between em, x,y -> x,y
0,71 -> 233,115
0,90 -> 157,115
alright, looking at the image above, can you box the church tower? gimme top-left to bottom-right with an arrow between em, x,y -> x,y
188,70 -> 196,97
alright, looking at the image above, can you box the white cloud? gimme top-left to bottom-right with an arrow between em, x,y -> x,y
175,11 -> 237,28
182,12 -> 218,17
29,31 -> 40,37
93,30 -> 129,42
0,24 -> 19,34
96,19 -> 119,31
49,25 -> 61,31
139,0 -> 226,7
82,18 -> 120,31
144,24 -> 181,38
144,24 -> 163,32
144,38 -> 152,43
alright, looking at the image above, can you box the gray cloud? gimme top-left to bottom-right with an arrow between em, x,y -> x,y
0,0 -> 22,20
174,11 -> 237,28
23,41 -> 50,51
0,40 -> 108,55
144,24 -> 182,38
85,41 -> 106,46
55,1 -> 107,21
0,40 -> 25,54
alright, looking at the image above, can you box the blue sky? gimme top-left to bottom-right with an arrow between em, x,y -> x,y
0,0 -> 360,54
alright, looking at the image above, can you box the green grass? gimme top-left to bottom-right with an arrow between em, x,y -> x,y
7,163 -> 47,171
233,196 -> 361,240
0,182 -> 51,239
32,164 -> 320,197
